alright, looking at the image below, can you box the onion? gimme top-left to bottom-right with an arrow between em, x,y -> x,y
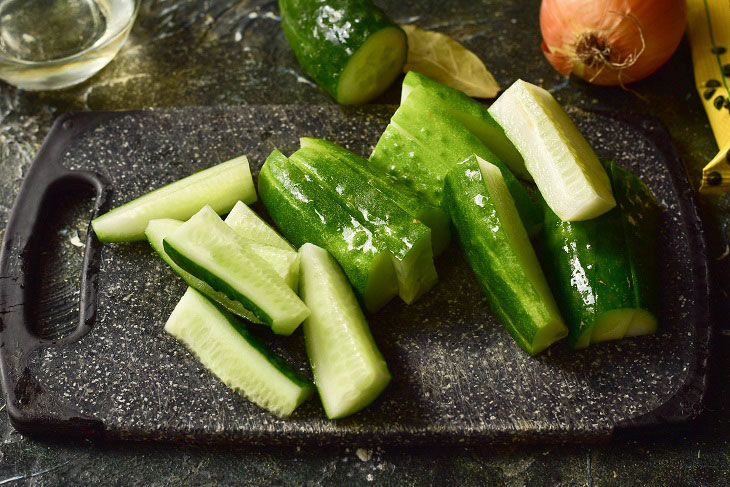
540,0 -> 686,86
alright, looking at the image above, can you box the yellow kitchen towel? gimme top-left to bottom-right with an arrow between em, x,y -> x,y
687,0 -> 730,193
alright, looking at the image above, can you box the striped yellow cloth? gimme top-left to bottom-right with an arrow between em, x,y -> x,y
687,0 -> 730,193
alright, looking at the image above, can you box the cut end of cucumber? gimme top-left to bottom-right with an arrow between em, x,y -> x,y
571,309 -> 658,349
392,233 -> 438,304
224,201 -> 295,252
362,250 -> 399,313
337,27 -> 407,105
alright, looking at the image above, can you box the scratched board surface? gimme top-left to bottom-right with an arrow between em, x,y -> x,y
12,106 -> 708,443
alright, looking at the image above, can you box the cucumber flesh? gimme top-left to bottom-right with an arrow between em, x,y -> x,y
488,80 -> 615,221
224,201 -> 296,252
145,219 -> 262,324
443,156 -> 566,355
237,239 -> 300,292
337,26 -> 407,105
289,145 -> 437,304
401,71 -> 531,181
165,287 -> 314,417
163,206 -> 310,335
92,156 -> 256,242
259,150 -> 398,313
299,137 -> 451,256
299,243 -> 390,419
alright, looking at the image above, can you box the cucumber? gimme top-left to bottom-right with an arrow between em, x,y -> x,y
537,162 -> 658,348
279,0 -> 406,104
370,87 -> 544,236
443,155 -> 567,355
146,219 -> 262,324
259,150 -> 398,313
163,206 -> 310,335
488,80 -> 615,221
165,288 -> 314,417
401,71 -> 531,181
299,243 -> 390,418
289,145 -> 437,304
299,137 -> 451,256
92,155 -> 256,242
224,201 -> 295,252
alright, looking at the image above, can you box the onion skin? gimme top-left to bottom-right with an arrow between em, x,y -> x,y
540,0 -> 687,86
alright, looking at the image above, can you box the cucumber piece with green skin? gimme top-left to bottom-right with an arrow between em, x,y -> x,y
165,287 -> 314,418
224,201 -> 295,252
537,162 -> 658,348
488,80 -> 615,221
299,137 -> 451,256
370,87 -> 543,236
279,0 -> 406,104
299,243 -> 391,419
259,150 -> 398,313
92,155 -> 256,242
401,71 -> 531,181
289,145 -> 437,304
163,206 -> 310,335
146,219 -> 262,324
443,155 -> 567,356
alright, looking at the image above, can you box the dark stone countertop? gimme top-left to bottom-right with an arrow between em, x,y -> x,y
0,0 -> 728,484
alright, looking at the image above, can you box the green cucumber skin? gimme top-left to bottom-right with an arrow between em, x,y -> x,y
290,143 -> 437,304
145,219 -> 263,325
289,146 -> 431,261
608,162 -> 659,316
443,158 -> 562,355
401,72 -> 530,181
370,87 -> 543,236
279,0 -> 404,102
299,137 -> 451,256
163,239 -> 274,326
258,150 -> 398,312
537,162 -> 658,347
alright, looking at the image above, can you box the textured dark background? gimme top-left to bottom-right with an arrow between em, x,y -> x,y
0,0 -> 728,484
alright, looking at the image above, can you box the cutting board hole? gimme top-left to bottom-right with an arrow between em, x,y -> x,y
25,179 -> 97,342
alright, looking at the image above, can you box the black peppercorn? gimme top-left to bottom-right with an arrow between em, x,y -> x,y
705,88 -> 717,99
706,171 -> 723,186
707,79 -> 722,87
712,46 -> 726,55
714,95 -> 725,109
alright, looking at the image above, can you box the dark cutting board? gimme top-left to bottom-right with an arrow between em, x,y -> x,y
0,105 -> 711,444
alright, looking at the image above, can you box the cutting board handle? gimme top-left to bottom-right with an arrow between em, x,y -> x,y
0,113 -> 112,436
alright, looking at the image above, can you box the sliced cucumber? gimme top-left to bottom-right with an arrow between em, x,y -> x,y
488,80 -> 615,221
443,156 -> 567,355
299,243 -> 390,418
370,87 -> 544,236
279,0 -> 406,104
299,137 -> 451,257
537,161 -> 658,348
259,150 -> 398,313
146,219 -> 262,324
163,206 -> 309,335
290,145 -> 437,304
401,71 -> 531,181
92,155 -> 256,242
165,287 -> 314,417
224,201 -> 295,252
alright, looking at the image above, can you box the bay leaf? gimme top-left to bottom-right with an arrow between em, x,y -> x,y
400,24 -> 500,98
